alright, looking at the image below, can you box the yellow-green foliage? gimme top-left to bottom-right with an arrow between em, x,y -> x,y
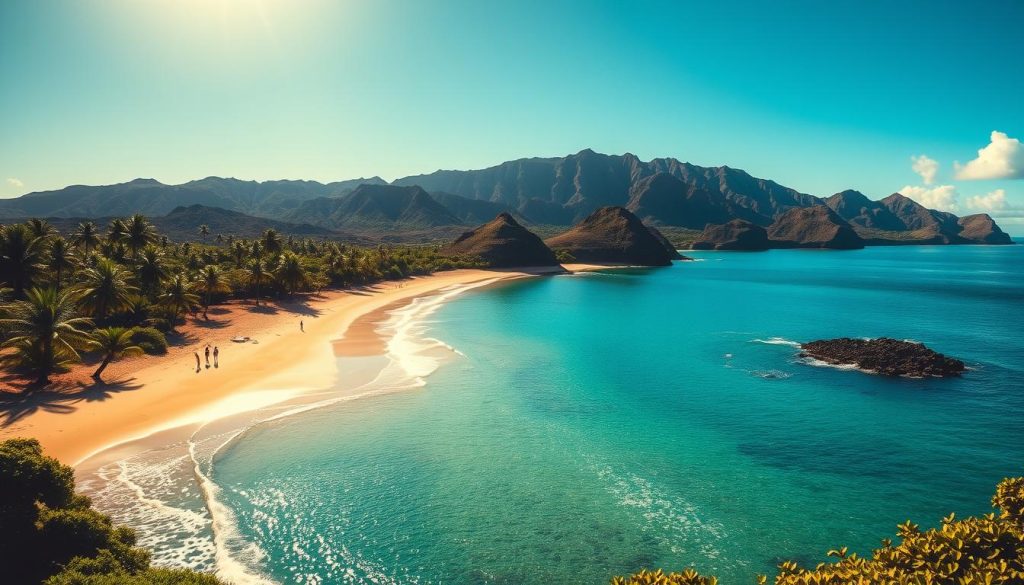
612,568 -> 717,585
613,477 -> 1024,585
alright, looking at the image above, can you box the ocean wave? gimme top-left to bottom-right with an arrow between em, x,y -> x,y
80,280 -> 495,584
798,356 -> 865,372
751,336 -> 801,347
188,432 -> 275,584
750,369 -> 792,379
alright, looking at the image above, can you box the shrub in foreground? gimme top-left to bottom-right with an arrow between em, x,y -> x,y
0,438 -> 224,584
613,476 -> 1024,585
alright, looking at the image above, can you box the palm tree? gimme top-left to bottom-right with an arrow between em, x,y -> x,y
123,214 -> 157,257
195,265 -> 230,319
136,245 -> 168,298
26,218 -> 57,241
261,228 -> 283,256
106,218 -> 127,245
198,224 -> 210,243
0,223 -> 45,298
72,221 -> 101,255
0,287 -> 93,385
122,293 -> 153,325
75,258 -> 137,321
274,251 -> 309,295
215,233 -> 224,245
246,258 -> 269,307
87,327 -> 143,381
231,240 -> 248,267
159,274 -> 199,331
46,236 -> 76,290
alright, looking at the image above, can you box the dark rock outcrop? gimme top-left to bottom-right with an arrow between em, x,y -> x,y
957,214 -> 1013,245
767,206 -> 865,249
691,219 -> 770,251
799,337 -> 966,378
444,213 -> 559,268
544,207 -> 677,266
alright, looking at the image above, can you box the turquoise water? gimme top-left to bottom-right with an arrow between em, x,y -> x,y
213,244 -> 1024,584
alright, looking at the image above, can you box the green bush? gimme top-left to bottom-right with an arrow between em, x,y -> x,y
128,326 -> 168,355
555,249 -> 577,264
141,318 -> 171,333
0,438 -> 224,584
613,568 -> 716,584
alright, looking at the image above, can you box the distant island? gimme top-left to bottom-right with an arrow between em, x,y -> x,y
800,338 -> 967,378
0,150 -> 1012,247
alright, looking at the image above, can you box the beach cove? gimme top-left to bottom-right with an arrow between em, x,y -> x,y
0,266 -> 603,466
3,246 -> 1023,584
200,244 -> 1022,584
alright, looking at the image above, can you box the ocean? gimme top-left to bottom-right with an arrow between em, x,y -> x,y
81,242 -> 1024,584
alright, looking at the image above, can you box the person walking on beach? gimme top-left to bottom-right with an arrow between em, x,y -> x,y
204,345 -> 211,369
300,320 -> 304,332
194,351 -> 201,372
213,346 -> 219,368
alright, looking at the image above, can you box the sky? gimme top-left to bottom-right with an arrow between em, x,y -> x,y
1,0 -> 1022,232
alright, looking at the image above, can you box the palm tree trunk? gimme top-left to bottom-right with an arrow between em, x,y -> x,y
204,292 -> 210,319
93,354 -> 112,379
37,339 -> 54,386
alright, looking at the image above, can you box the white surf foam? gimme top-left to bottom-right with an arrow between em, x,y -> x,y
751,336 -> 801,347
80,280 -> 496,584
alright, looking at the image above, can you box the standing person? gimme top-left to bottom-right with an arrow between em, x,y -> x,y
205,345 -> 211,368
194,351 -> 200,372
300,320 -> 304,332
213,346 -> 219,368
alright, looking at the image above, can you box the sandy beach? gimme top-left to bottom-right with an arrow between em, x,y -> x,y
0,265 -> 600,466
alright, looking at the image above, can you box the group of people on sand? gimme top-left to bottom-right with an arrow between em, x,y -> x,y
194,344 -> 219,373
192,320 -> 306,372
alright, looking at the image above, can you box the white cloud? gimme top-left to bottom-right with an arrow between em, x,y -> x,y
911,154 -> 939,185
5,177 -> 23,188
965,188 -> 1006,212
954,131 -> 1024,180
898,184 -> 958,212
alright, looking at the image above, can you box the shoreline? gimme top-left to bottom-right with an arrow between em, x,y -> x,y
0,264 -> 608,467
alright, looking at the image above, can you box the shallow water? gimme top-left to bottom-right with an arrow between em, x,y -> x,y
92,244 -> 1024,584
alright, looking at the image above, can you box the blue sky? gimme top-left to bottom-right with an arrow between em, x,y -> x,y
1,1 -> 1022,231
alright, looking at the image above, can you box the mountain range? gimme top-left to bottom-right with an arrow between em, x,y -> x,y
0,149 -> 1011,245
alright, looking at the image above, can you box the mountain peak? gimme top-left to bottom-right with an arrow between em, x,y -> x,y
545,206 -> 676,266
445,213 -> 559,268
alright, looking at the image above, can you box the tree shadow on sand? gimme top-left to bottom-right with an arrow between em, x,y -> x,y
0,375 -> 143,427
192,318 -> 231,329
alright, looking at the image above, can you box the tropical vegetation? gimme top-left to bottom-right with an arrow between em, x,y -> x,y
612,476 -> 1024,584
0,438 -> 224,584
0,216 -> 483,386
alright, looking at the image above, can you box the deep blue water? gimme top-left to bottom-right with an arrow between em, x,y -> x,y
213,243 -> 1024,584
